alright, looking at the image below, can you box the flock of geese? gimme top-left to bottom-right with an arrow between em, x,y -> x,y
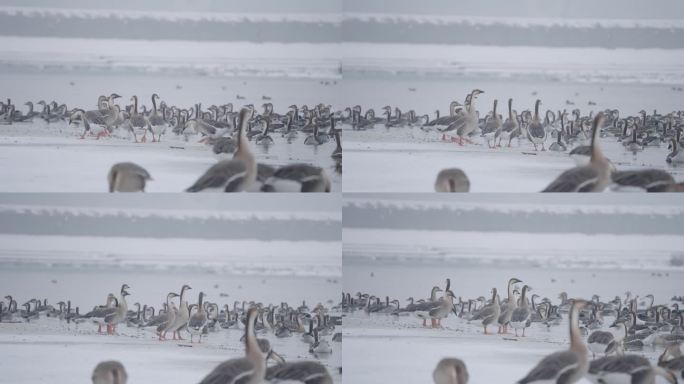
0,96 -> 341,192
343,90 -> 684,192
1,284 -> 340,384
346,277 -> 684,383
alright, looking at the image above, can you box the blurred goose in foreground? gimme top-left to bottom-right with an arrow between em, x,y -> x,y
266,361 -> 334,384
199,307 -> 265,384
433,357 -> 469,384
186,108 -> 256,192
108,162 -> 152,192
434,168 -> 470,192
543,114 -> 611,192
92,360 -> 127,384
588,355 -> 677,384
261,164 -> 330,192
517,299 -> 588,384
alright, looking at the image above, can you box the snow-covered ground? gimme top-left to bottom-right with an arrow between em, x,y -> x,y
0,199 -> 342,383
342,197 -> 683,383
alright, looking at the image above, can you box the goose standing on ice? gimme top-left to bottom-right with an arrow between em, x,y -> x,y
472,288 -> 500,335
104,284 -> 130,335
510,285 -> 532,337
517,299 -> 589,384
92,360 -> 128,384
499,277 -> 523,334
199,307 -> 265,384
434,168 -> 470,192
433,357 -> 469,384
188,292 -> 208,343
542,113 -> 612,192
127,96 -> 149,143
667,138 -> 684,164
527,100 -> 547,151
147,93 -> 167,142
482,99 -> 502,148
169,284 -> 191,340
186,108 -> 257,192
498,98 -> 520,147
107,162 -> 152,192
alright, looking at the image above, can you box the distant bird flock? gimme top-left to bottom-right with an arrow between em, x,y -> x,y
1,284 -> 339,384
346,277 -> 684,383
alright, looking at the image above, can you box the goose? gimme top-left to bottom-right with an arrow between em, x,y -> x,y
104,284 -> 130,335
255,118 -> 274,146
151,293 -> 178,340
527,100 -> 547,151
517,300 -> 589,384
188,292 -> 208,343
304,123 -> 327,146
266,361 -> 333,384
92,360 -> 128,384
147,93 -> 167,142
331,122 -> 342,161
472,288 -> 500,335
309,329 -> 332,356
69,109 -> 108,139
549,113 -> 568,152
186,108 -> 257,192
434,168 -> 470,192
84,293 -> 118,333
499,277 -> 523,334
588,355 -> 677,384
667,138 -> 684,164
429,290 -> 456,328
428,101 -> 464,127
127,96 -> 149,143
658,343 -> 684,379
498,99 -> 520,147
510,285 -> 532,337
587,323 -> 620,358
168,284 -> 191,340
433,357 -> 469,384
261,164 -> 331,192
611,169 -> 677,192
482,99 -> 502,148
199,307 -> 265,384
107,162 -> 152,192
543,113 -> 612,192
450,90 -> 483,145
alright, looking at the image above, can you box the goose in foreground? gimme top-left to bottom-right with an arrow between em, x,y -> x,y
92,360 -> 128,384
587,324 -> 618,358
542,113 -> 611,192
433,357 -> 469,384
588,355 -> 677,384
261,164 -> 331,192
517,299 -> 589,384
658,343 -> 684,379
434,168 -> 470,192
199,307 -> 265,384
186,108 -> 257,192
611,169 -> 677,192
266,361 -> 333,384
107,162 -> 152,192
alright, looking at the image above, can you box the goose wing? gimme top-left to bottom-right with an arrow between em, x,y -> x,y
266,361 -> 332,384
542,165 -> 599,192
518,351 -> 579,384
199,357 -> 254,384
186,160 -> 246,192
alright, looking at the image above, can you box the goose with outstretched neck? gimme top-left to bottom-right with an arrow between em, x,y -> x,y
543,113 -> 611,192
200,307 -> 265,384
186,108 -> 256,192
517,299 -> 589,384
